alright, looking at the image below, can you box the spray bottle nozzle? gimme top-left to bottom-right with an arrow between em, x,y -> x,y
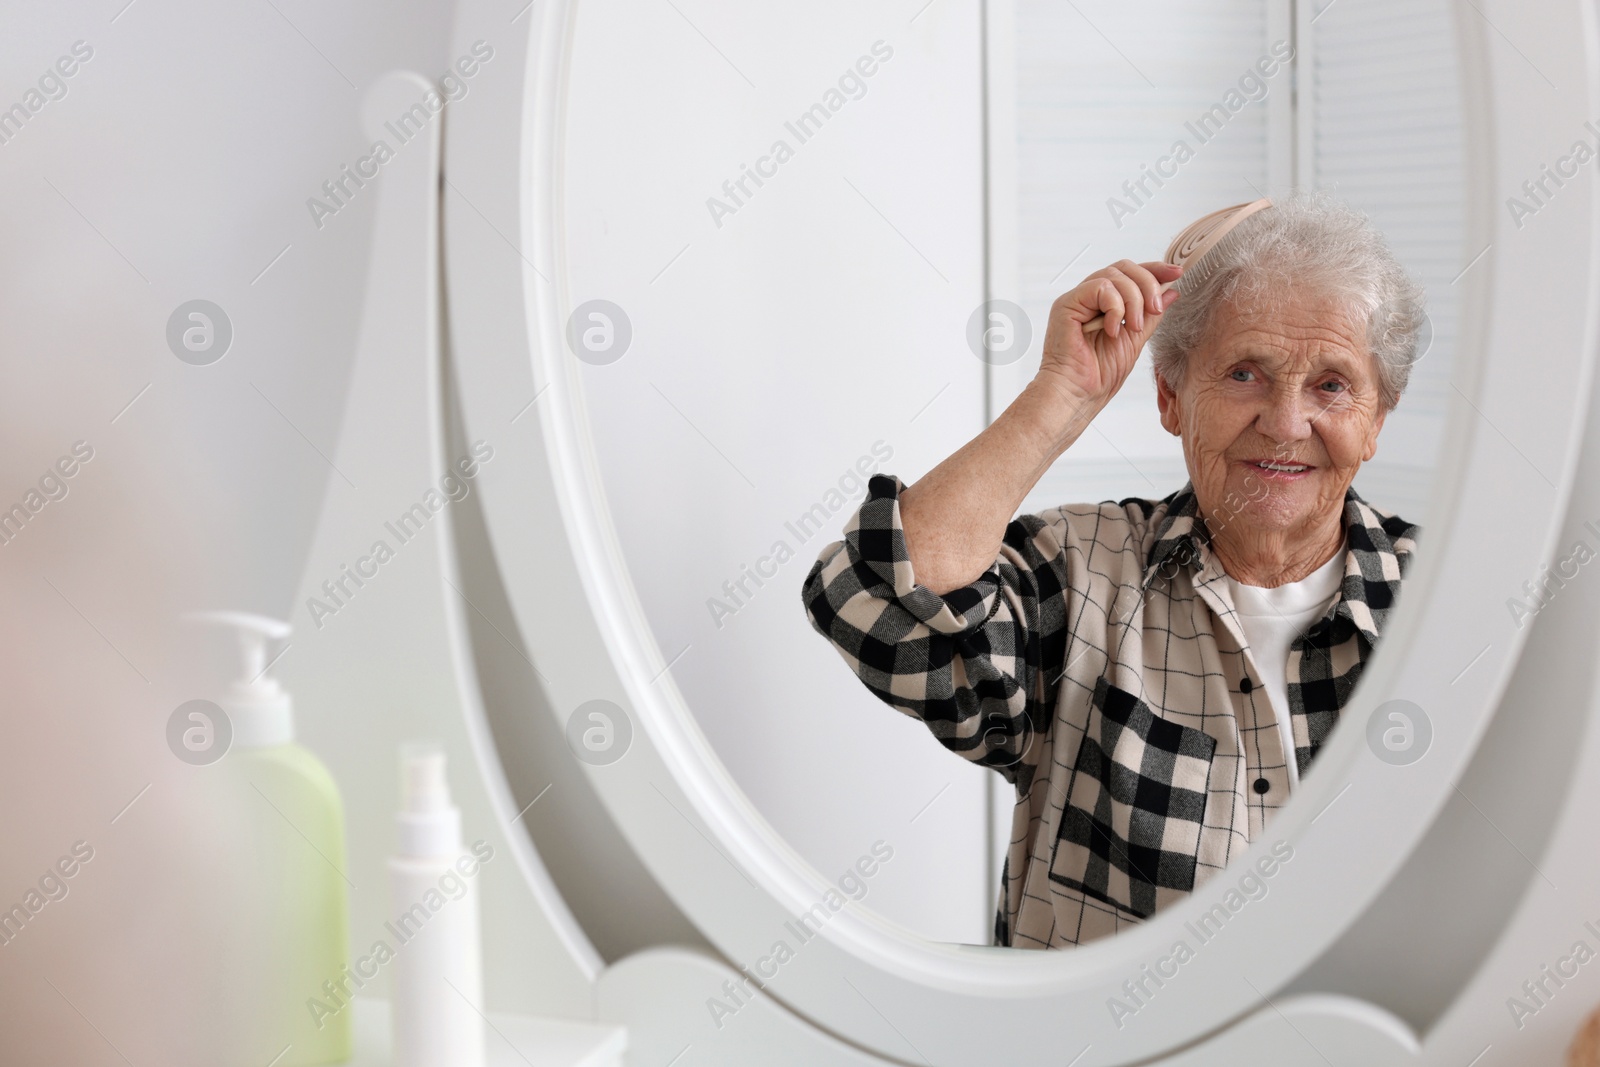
400,743 -> 452,813
396,741 -> 462,857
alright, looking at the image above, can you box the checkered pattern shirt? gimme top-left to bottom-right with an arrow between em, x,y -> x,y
800,473 -> 1419,949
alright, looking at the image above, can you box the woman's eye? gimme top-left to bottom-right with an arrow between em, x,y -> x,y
1229,368 -> 1254,382
1319,380 -> 1347,393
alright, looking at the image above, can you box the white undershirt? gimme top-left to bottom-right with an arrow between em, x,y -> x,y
1223,548 -> 1347,787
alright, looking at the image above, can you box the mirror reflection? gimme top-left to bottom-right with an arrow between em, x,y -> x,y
572,0 -> 1460,948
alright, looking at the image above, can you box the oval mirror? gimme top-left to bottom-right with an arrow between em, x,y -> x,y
443,0 -> 1600,1061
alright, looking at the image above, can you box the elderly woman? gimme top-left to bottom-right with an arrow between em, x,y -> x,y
801,195 -> 1424,950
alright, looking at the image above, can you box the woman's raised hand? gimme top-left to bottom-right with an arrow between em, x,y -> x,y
1038,259 -> 1184,410
897,263 -> 1181,594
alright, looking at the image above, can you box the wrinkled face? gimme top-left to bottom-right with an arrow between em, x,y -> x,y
1155,288 -> 1389,543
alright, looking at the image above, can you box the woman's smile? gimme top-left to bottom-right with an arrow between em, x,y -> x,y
1238,457 -> 1316,481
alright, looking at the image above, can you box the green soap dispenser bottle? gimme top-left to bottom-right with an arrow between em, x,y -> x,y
192,611 -> 352,1065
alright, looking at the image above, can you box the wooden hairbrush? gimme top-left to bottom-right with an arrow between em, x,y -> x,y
1081,197 -> 1273,334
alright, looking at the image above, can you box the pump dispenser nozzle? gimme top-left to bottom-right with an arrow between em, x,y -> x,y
183,611 -> 294,748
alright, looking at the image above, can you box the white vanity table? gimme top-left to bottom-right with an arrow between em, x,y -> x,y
345,999 -> 625,1067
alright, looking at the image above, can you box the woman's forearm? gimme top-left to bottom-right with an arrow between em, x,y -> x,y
899,372 -> 1102,596
897,258 -> 1179,596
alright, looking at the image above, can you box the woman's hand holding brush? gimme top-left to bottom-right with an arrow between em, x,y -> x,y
1038,259 -> 1183,416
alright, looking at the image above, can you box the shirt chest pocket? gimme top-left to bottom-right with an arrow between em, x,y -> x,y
1047,676 -> 1217,920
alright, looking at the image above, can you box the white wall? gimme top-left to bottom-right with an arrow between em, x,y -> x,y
0,2 -> 588,1061
565,0 -> 999,945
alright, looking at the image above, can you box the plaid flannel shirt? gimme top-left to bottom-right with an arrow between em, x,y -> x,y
800,473 -> 1419,948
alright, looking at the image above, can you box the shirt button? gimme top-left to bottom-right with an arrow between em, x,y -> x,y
1253,777 -> 1271,795
1240,677 -> 1255,693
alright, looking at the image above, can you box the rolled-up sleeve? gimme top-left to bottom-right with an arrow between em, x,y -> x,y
800,473 -> 1063,787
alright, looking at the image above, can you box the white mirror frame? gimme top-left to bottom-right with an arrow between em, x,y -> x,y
442,0 -> 1600,1062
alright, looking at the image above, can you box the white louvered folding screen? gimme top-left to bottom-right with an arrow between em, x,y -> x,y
996,0 -> 1461,525
1311,0 -> 1463,520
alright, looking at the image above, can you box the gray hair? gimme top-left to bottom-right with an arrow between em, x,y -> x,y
1147,192 -> 1426,411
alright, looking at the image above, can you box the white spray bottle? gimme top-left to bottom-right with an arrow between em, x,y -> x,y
388,743 -> 485,1067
